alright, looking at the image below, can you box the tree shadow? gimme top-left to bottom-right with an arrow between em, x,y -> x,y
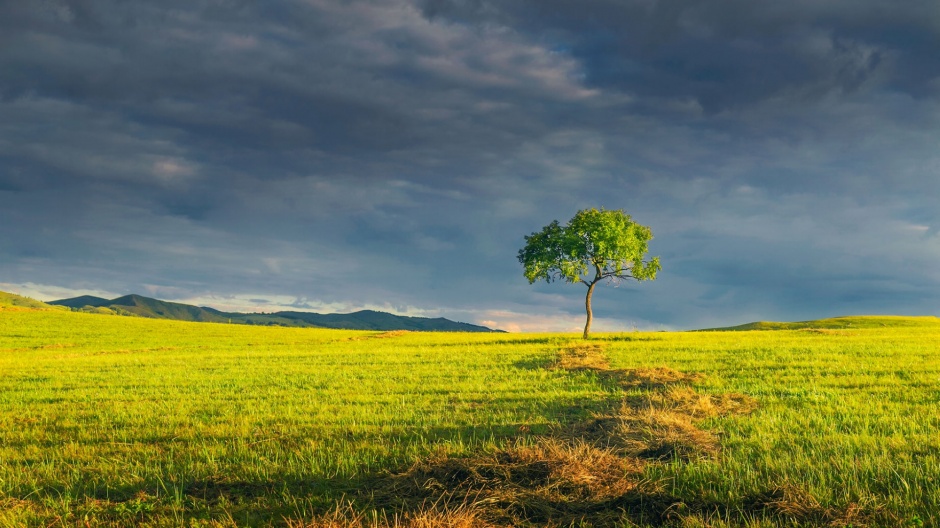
510,356 -> 554,371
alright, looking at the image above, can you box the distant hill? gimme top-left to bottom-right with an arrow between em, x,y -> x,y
271,310 -> 497,332
47,295 -> 110,308
699,315 -> 940,331
48,293 -> 502,332
47,295 -> 124,316
0,291 -> 59,310
108,295 -> 231,323
51,294 -> 228,322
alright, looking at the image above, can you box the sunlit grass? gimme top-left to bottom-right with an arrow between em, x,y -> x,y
0,311 -> 605,525
1,310 -> 938,526
603,322 -> 940,525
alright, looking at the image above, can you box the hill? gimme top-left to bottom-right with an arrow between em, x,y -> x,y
699,315 -> 940,331
107,295 -> 231,322
47,292 -> 501,332
0,291 -> 58,310
270,309 -> 497,332
46,295 -> 110,308
51,294 -> 229,322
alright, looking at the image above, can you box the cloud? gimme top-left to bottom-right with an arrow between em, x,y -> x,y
419,0 -> 940,108
0,282 -> 121,303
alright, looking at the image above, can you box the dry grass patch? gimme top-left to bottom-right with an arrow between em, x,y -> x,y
567,403 -> 720,462
746,484 -> 880,527
374,330 -> 411,339
618,406 -> 720,461
555,346 -> 757,463
347,330 -> 412,341
620,367 -> 705,389
641,386 -> 759,420
380,438 -> 645,500
551,344 -> 611,371
291,502 -> 497,528
366,438 -> 661,527
797,328 -> 855,336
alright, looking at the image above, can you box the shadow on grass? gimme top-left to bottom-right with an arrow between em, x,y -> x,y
510,356 -> 554,371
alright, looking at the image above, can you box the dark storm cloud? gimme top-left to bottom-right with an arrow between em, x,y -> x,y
1,0 -> 938,329
420,0 -> 940,106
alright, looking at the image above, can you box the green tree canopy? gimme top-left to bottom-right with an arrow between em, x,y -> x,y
517,208 -> 660,338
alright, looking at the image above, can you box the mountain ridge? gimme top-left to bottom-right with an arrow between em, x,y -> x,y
49,294 -> 502,332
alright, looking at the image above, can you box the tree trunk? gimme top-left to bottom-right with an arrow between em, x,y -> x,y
583,281 -> 597,339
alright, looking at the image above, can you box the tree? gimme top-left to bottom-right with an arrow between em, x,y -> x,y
517,208 -> 660,339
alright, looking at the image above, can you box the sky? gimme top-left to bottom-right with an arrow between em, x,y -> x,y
1,0 -> 939,332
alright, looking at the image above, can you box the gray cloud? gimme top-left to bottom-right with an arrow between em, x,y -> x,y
419,0 -> 940,104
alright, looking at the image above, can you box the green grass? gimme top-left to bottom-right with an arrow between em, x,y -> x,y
0,292 -> 59,310
700,314 -> 940,331
1,310 -> 938,526
608,322 -> 940,526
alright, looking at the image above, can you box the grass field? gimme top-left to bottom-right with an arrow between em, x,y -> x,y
1,308 -> 938,526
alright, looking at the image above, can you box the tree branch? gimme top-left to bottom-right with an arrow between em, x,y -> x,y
600,270 -> 637,280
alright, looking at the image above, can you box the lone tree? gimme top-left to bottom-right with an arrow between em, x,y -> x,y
518,208 -> 660,339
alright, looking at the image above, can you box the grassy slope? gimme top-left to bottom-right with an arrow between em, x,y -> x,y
106,294 -> 231,322
0,311 -> 938,526
0,292 -> 59,310
701,314 -> 940,331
